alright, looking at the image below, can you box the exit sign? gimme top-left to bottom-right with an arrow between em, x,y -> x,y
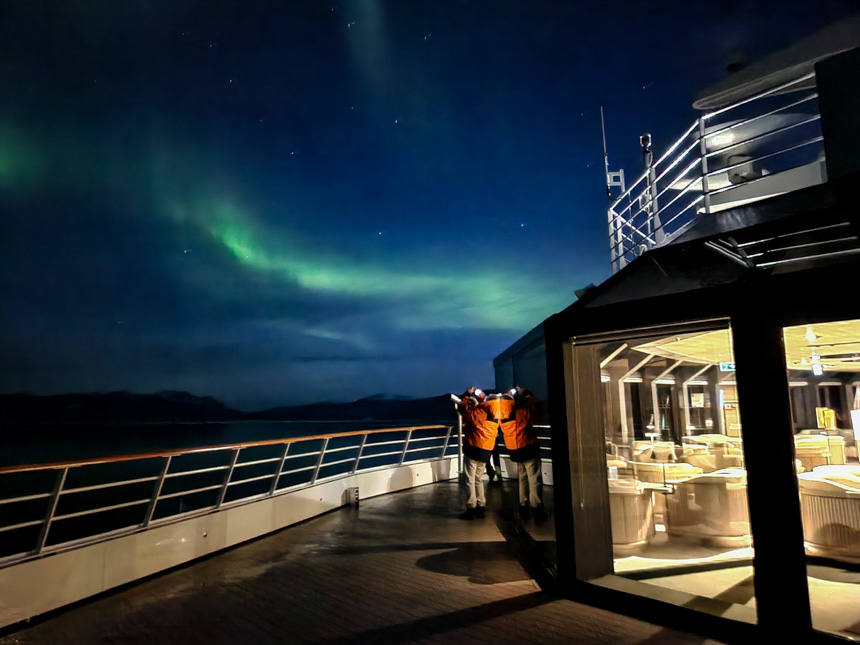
719,361 -> 736,372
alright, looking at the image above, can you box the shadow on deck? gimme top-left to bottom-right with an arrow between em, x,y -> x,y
0,481 -> 722,644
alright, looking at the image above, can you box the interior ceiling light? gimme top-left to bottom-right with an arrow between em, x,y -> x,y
805,327 -> 822,343
812,353 -> 823,376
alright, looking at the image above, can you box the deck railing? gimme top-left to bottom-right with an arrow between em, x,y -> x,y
609,71 -> 825,273
0,424 -> 456,568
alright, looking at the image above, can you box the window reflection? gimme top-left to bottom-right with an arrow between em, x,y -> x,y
588,325 -> 756,622
784,319 -> 860,639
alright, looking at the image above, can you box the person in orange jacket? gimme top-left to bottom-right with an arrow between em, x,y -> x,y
501,386 -> 547,521
456,386 -> 497,519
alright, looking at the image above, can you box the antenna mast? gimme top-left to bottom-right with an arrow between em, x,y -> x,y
601,106 -> 625,199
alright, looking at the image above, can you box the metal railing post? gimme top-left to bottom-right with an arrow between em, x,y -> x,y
440,426 -> 453,458
216,448 -> 241,509
698,117 -> 712,215
310,438 -> 329,484
398,430 -> 413,465
143,456 -> 171,527
351,434 -> 368,474
456,413 -> 463,475
35,467 -> 68,554
608,208 -> 618,272
269,443 -> 290,495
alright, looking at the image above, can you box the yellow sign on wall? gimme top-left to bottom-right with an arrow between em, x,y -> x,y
816,407 -> 836,430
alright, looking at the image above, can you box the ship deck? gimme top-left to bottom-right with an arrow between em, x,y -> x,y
0,481 -> 722,644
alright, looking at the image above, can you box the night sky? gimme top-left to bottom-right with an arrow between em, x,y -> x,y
1,1 -> 857,410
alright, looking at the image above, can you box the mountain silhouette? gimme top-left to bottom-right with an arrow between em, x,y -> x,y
0,391 -> 457,424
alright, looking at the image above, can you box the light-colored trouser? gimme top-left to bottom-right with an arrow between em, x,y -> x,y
464,456 -> 487,508
518,457 -> 543,508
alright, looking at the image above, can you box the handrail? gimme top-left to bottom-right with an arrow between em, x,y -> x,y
0,421 -> 555,570
0,424 -> 450,474
0,423 -> 458,568
607,69 -> 825,273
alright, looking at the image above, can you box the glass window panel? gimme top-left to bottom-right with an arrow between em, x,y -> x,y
574,324 -> 757,624
784,318 -> 860,639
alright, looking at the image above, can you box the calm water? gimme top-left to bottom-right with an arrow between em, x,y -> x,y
0,420 -> 436,468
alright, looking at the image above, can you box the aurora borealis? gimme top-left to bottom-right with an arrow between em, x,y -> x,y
1,1 -> 856,410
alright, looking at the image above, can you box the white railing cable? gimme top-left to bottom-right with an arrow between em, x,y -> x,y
164,465 -> 230,478
704,72 -> 815,120
704,92 -> 818,143
704,114 -> 820,158
62,476 -> 160,495
234,456 -> 281,469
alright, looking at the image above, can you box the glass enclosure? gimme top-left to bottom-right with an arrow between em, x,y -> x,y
494,338 -> 556,574
784,319 -> 860,639
575,323 -> 757,623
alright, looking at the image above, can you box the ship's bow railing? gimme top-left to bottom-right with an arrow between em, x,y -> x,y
609,71 -> 825,273
0,424 -> 456,568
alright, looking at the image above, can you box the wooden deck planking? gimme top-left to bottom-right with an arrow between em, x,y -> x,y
1,481 -> 722,644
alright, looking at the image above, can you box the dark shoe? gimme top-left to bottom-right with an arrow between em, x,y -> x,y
474,506 -> 486,519
532,505 -> 548,522
518,505 -> 531,520
459,507 -> 476,520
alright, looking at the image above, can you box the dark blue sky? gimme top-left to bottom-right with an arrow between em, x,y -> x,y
1,1 -> 857,409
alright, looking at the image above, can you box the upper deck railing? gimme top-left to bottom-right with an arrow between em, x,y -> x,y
0,424 -> 457,568
608,72 -> 825,273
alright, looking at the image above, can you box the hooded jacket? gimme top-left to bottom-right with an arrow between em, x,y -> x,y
500,392 -> 540,462
458,395 -> 498,462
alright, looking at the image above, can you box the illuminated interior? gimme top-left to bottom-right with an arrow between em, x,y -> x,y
587,320 -> 860,633
784,319 -> 860,640
593,325 -> 756,623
